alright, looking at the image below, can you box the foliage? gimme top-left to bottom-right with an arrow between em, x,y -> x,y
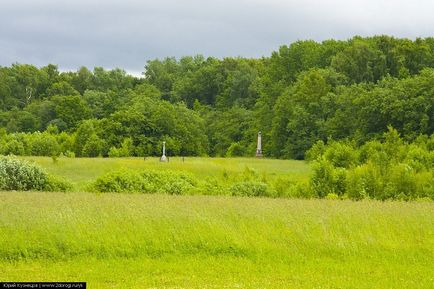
0,37 -> 433,159
308,128 -> 434,200
92,169 -> 197,195
0,157 -> 71,191
229,181 -> 270,197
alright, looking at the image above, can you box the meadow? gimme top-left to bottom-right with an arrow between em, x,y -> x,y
18,156 -> 311,191
0,191 -> 433,288
0,157 -> 433,288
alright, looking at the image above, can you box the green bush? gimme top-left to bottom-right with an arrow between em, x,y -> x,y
92,169 -> 197,195
229,181 -> 270,197
345,163 -> 383,200
359,140 -> 389,166
226,142 -> 245,157
323,142 -> 358,168
404,145 -> 432,172
326,193 -> 339,200
310,158 -> 346,197
0,157 -> 72,192
108,147 -> 120,158
0,139 -> 25,155
284,181 -> 314,199
309,130 -> 434,201
82,134 -> 104,157
383,164 -> 433,200
29,132 -> 60,157
44,175 -> 74,192
270,177 -> 296,198
200,177 -> 227,196
305,140 -> 326,161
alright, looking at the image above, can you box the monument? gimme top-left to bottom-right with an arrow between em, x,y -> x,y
160,141 -> 167,162
256,131 -> 263,158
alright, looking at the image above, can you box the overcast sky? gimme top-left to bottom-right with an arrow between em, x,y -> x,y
1,0 -> 433,75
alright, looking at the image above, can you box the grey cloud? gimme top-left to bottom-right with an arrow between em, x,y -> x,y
1,0 -> 433,74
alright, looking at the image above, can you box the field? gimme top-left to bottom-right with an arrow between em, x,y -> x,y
18,156 -> 311,191
1,158 -> 433,288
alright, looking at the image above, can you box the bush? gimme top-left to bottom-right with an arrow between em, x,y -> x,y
108,147 -> 120,158
0,157 -> 72,192
404,145 -> 432,172
92,169 -> 197,195
29,132 -> 60,157
309,131 -> 434,201
226,142 -> 245,157
383,164 -> 433,200
326,193 -> 339,200
305,140 -> 326,161
310,158 -> 346,198
0,157 -> 47,191
324,142 -> 358,168
284,181 -> 314,199
44,175 -> 74,192
229,181 -> 270,197
0,139 -> 25,156
200,177 -> 227,196
345,163 -> 382,200
63,150 -> 75,158
82,134 -> 104,157
270,177 -> 296,198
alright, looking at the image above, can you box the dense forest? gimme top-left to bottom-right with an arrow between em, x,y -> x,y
0,35 -> 433,159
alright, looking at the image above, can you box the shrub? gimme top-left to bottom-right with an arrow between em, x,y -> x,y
200,177 -> 227,196
82,134 -> 104,157
63,150 -> 75,158
285,181 -> 315,199
270,177 -> 296,198
305,140 -> 326,161
309,131 -> 433,201
0,157 -> 47,191
0,157 -> 72,192
93,170 -> 149,193
310,158 -> 346,197
29,132 -> 60,157
404,145 -> 431,172
323,142 -> 358,168
359,140 -> 389,166
0,139 -> 25,156
226,142 -> 245,157
229,181 -> 270,197
345,163 -> 382,200
326,193 -> 339,200
44,175 -> 74,192
241,166 -> 259,181
119,138 -> 135,157
92,169 -> 197,195
108,147 -> 120,158
379,164 -> 418,200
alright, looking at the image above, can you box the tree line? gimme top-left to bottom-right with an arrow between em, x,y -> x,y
0,35 -> 433,158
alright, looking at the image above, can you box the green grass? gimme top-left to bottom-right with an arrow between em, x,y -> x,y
19,157 -> 311,191
1,192 -> 433,288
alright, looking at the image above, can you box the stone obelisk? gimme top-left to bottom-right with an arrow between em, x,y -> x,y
160,141 -> 167,162
256,131 -> 263,158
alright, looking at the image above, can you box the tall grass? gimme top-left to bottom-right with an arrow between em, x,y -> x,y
19,156 -> 311,191
1,192 -> 432,288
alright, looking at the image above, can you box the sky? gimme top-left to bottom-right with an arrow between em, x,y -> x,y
1,0 -> 433,76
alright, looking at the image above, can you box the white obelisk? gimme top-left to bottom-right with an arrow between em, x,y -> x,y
256,131 -> 263,158
160,141 -> 167,162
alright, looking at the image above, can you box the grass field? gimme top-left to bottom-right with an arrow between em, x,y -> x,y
19,157 -> 311,191
1,191 -> 433,288
1,157 -> 433,288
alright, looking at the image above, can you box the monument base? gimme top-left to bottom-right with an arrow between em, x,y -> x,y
160,155 -> 167,162
256,150 -> 263,158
